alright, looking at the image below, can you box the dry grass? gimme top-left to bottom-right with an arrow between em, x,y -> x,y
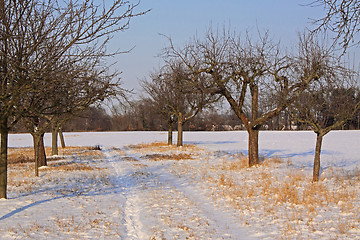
128,141 -> 201,154
7,146 -> 105,191
111,147 -> 125,155
8,148 -> 35,164
218,154 -> 249,170
42,163 -> 99,172
128,141 -> 170,150
121,156 -> 139,161
262,156 -> 284,166
165,149 -> 359,238
151,145 -> 359,238
200,160 -> 360,238
142,153 -> 193,161
8,146 -> 104,165
61,146 -> 104,159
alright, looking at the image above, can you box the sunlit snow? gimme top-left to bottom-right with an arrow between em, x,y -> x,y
1,130 -> 359,239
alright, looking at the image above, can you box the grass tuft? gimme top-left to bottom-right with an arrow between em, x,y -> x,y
142,153 -> 193,161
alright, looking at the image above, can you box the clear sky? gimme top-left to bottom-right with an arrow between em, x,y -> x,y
111,0 -> 325,94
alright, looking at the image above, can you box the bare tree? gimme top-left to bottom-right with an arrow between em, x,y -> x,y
142,73 -> 177,145
143,61 -> 218,146
0,0 -> 147,198
165,28 -> 322,166
310,0 -> 360,50
288,34 -> 359,181
25,59 -> 126,176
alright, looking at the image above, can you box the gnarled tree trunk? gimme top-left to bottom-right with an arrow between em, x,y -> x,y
32,132 -> 47,177
313,134 -> 323,181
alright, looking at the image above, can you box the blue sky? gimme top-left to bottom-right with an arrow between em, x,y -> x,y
111,1 -> 325,94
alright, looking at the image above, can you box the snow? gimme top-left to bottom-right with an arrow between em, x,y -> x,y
1,130 -> 360,239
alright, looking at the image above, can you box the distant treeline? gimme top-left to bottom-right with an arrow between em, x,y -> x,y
11,101 -> 360,133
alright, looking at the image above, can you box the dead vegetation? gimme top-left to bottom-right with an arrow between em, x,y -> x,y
5,141 -> 360,238
128,141 -> 169,149
128,142 -> 200,154
7,146 -> 105,190
8,146 -> 104,165
198,157 -> 360,238
43,163 -> 100,172
165,146 -> 359,238
142,153 -> 193,161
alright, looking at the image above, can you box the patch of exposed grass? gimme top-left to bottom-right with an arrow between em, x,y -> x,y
128,141 -> 169,150
121,156 -> 138,161
8,146 -> 104,165
127,142 -> 201,154
42,162 -> 99,172
142,153 -> 193,161
218,155 -> 248,171
8,148 -> 35,164
199,160 -> 360,238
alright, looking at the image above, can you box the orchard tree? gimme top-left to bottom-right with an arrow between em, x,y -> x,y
142,73 -> 177,145
143,61 -> 219,146
311,0 -> 360,50
22,61 -> 124,177
288,34 -> 359,181
0,0 -> 147,198
165,28 -> 324,166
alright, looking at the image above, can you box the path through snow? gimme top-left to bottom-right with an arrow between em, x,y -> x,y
102,146 -> 252,239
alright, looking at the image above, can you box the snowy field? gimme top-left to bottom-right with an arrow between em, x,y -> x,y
1,130 -> 360,239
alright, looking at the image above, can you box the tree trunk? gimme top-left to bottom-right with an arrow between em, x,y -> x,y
248,128 -> 259,167
39,134 -> 46,167
32,133 -> 47,177
313,134 -> 323,182
59,127 -> 66,148
168,125 -> 173,145
0,118 -> 8,199
177,112 -> 183,147
51,126 -> 58,155
248,85 -> 260,166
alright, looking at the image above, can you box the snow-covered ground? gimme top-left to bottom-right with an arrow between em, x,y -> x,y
1,130 -> 360,239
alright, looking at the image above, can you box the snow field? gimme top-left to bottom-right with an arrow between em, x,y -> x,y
1,131 -> 360,239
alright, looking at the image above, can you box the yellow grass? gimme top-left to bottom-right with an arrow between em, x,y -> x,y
7,146 -> 105,191
168,148 -> 359,238
201,163 -> 360,237
8,146 -> 104,165
143,153 -> 193,161
42,163 -> 99,172
128,141 -> 201,154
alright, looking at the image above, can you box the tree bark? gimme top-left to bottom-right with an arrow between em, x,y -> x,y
313,134 -> 323,181
248,128 -> 259,167
59,127 -> 66,148
52,126 -> 58,155
177,112 -> 183,147
0,118 -> 8,199
39,134 -> 46,167
32,133 -> 47,177
248,85 -> 260,166
168,125 -> 173,145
